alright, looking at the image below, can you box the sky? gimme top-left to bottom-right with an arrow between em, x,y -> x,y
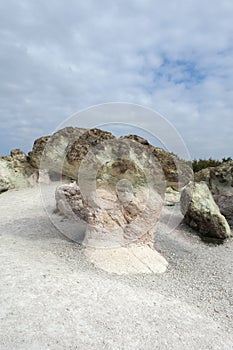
0,0 -> 233,159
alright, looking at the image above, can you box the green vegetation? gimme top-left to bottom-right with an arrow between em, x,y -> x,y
192,157 -> 232,172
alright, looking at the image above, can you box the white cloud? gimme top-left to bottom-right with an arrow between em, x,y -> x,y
0,0 -> 232,159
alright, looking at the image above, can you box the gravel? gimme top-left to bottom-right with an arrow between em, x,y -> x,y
0,183 -> 232,350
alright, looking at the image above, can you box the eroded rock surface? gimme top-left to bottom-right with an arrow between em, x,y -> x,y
30,127 -> 193,190
1,127 -> 192,198
121,135 -> 193,189
29,127 -> 88,176
55,181 -> 163,248
195,162 -> 233,226
55,182 -> 87,222
181,182 -> 231,240
53,130 -> 170,274
55,179 -> 169,274
0,149 -> 37,193
165,187 -> 180,206
194,167 -> 211,184
214,193 -> 233,227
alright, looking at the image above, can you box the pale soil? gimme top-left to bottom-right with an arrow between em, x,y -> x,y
0,183 -> 232,350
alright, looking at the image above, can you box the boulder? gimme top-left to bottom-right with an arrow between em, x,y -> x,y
180,182 -> 231,240
194,167 -> 211,184
0,127 -> 193,198
30,127 -> 193,190
78,137 -> 166,197
0,149 -> 37,193
121,135 -> 193,189
29,127 -> 113,179
195,162 -> 233,226
0,176 -> 10,193
195,161 -> 233,194
214,193 -> 233,227
29,135 -> 51,168
209,161 -> 233,195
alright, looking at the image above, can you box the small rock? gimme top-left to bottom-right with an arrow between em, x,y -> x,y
165,187 -> 180,206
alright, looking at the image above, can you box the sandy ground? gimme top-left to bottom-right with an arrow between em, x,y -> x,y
0,183 -> 233,350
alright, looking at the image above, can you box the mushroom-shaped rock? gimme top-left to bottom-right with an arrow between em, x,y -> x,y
55,179 -> 168,274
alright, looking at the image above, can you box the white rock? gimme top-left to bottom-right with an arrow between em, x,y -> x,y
84,244 -> 168,274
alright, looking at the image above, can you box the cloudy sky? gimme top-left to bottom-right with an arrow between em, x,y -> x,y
0,0 -> 232,159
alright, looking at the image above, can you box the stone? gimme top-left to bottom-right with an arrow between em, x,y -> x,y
37,170 -> 51,184
0,149 -> 37,192
121,135 -> 193,189
194,167 -> 211,184
55,182 -> 87,221
55,181 -> 164,248
210,161 -> 233,227
29,127 -> 193,190
214,193 -> 233,227
195,161 -> 233,194
165,187 -> 180,206
79,137 -> 166,197
180,182 -> 231,240
29,127 -> 87,177
195,161 -> 233,226
29,127 -> 113,179
0,176 -> 10,193
55,181 -> 167,274
209,161 -> 233,195
84,245 -> 168,275
29,135 -> 51,169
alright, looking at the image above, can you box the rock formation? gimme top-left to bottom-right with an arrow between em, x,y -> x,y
214,193 -> 233,227
29,127 -> 113,179
54,133 -> 167,248
55,181 -> 163,248
55,179 -> 168,274
121,134 -> 193,189
180,182 -> 231,241
50,129 -> 173,273
0,127 -> 193,197
195,161 -> 233,193
0,149 -> 37,193
29,127 -> 193,189
55,182 -> 87,222
195,161 -> 233,226
209,161 -> 233,194
164,187 -> 180,206
194,167 -> 211,184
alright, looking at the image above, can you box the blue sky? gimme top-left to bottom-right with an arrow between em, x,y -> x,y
0,0 -> 233,159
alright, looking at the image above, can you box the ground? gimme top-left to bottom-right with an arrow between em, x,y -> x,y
0,184 -> 232,350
